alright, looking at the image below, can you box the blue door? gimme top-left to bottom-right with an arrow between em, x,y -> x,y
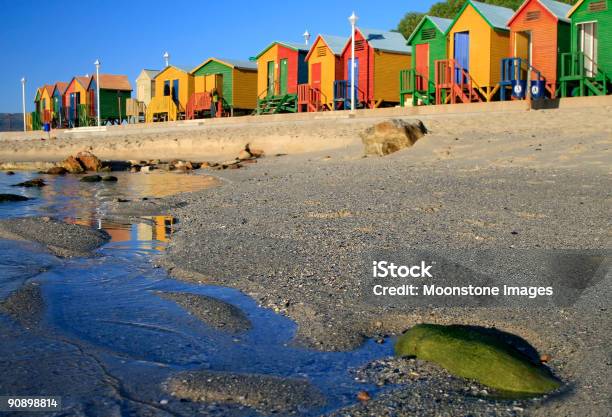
348,58 -> 359,106
454,32 -> 469,83
69,93 -> 76,122
172,79 -> 179,102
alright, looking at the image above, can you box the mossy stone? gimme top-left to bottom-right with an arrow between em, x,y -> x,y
395,324 -> 561,395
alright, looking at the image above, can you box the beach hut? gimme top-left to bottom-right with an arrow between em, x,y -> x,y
51,82 -> 68,127
64,76 -> 91,127
337,28 -> 411,109
502,0 -> 572,100
559,0 -> 611,97
438,0 -> 514,103
189,58 -> 258,118
136,69 -> 159,106
402,16 -> 452,106
255,41 -> 309,114
146,65 -> 194,122
87,74 -> 132,124
38,85 -> 55,124
32,87 -> 43,130
301,34 -> 346,111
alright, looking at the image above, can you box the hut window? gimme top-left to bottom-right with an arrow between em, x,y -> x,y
526,10 -> 541,21
355,39 -> 366,51
588,0 -> 607,12
421,28 -> 437,40
163,81 -> 171,96
317,46 -> 327,57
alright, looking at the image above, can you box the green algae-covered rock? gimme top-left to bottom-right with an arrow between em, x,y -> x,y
395,324 -> 561,395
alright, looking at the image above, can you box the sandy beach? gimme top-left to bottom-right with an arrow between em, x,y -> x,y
0,101 -> 610,416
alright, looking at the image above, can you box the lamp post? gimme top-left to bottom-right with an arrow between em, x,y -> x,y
20,77 -> 26,131
94,59 -> 101,127
303,30 -> 310,46
163,51 -> 170,67
349,11 -> 358,112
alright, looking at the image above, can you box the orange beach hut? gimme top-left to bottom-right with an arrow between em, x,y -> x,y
301,34 -> 346,111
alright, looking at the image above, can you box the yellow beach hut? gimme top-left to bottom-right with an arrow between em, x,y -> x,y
146,65 -> 194,122
439,0 -> 515,103
38,85 -> 55,124
301,34 -> 346,111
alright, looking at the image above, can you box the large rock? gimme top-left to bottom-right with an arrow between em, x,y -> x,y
46,166 -> 68,175
360,119 -> 427,156
12,179 -> 46,188
76,151 -> 102,172
0,194 -> 30,203
61,156 -> 84,173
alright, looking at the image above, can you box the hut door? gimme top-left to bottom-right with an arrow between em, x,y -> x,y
453,32 -> 469,83
279,59 -> 288,95
172,79 -> 179,102
267,61 -> 275,96
579,22 -> 598,77
311,63 -> 321,91
415,43 -> 430,90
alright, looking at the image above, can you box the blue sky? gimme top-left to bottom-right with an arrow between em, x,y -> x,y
0,1 -> 435,112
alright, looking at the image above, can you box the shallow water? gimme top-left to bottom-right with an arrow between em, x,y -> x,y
0,170 -> 392,416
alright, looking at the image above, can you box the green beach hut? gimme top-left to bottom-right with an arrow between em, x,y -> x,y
87,74 -> 133,124
559,0 -> 611,96
190,58 -> 258,116
401,16 -> 452,106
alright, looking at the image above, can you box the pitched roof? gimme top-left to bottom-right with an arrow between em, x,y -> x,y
41,84 -> 54,97
508,0 -> 571,25
138,69 -> 160,80
154,65 -> 193,79
74,76 -> 91,89
468,0 -> 515,30
305,34 -> 347,60
191,57 -> 257,73
255,41 -> 309,59
90,74 -> 132,91
52,82 -> 68,96
567,0 -> 585,17
358,28 -> 411,53
407,15 -> 453,44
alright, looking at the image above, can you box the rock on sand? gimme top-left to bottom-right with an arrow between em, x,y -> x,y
165,370 -> 325,413
360,119 -> 427,156
0,217 -> 109,257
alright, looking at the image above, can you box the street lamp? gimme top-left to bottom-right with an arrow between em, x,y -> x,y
163,51 -> 170,67
94,59 -> 101,127
303,30 -> 310,46
20,77 -> 26,131
349,11 -> 358,112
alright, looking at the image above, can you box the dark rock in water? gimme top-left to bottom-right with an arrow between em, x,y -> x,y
46,166 -> 68,175
101,175 -> 118,182
12,178 -> 46,187
80,175 -> 102,183
0,194 -> 30,202
6,171 -> 15,175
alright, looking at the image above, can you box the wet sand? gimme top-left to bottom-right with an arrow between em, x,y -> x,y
157,106 -> 611,416
0,105 -> 610,416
